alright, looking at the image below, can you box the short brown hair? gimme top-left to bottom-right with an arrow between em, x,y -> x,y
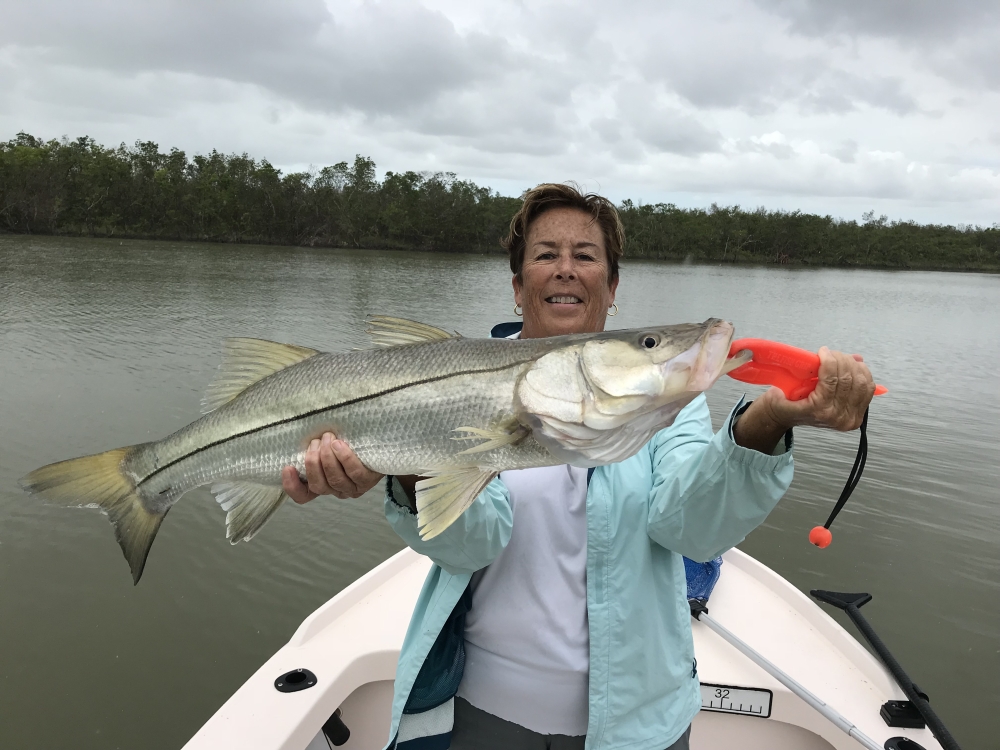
501,183 -> 625,283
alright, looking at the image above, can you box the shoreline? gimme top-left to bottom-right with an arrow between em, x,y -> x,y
2,229 -> 997,274
3,135 -> 998,276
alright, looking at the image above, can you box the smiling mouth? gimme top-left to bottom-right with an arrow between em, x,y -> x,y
546,296 -> 582,304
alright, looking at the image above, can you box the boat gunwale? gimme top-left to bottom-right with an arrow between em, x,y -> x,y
289,546 -> 428,647
722,548 -> 904,699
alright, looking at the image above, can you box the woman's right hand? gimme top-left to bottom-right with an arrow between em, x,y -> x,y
282,433 -> 384,503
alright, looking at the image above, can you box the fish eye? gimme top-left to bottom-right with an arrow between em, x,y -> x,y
641,335 -> 659,349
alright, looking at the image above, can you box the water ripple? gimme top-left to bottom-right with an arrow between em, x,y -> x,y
1,237 -> 997,749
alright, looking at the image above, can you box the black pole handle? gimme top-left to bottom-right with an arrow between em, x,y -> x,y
811,590 -> 961,750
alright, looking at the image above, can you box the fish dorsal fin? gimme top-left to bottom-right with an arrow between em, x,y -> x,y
366,315 -> 460,347
201,338 -> 319,414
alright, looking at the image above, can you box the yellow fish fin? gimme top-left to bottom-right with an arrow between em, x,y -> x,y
201,338 -> 319,414
366,315 -> 461,347
415,468 -> 497,540
19,445 -> 162,585
453,416 -> 528,455
211,482 -> 287,543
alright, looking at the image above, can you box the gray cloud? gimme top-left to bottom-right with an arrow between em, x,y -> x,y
635,5 -> 922,116
756,0 -> 1000,92
609,84 -> 722,155
0,0 -> 997,225
832,139 -> 859,163
637,118 -> 720,156
0,1 -> 326,75
800,72 -> 920,115
0,0 -> 514,115
755,0 -> 999,42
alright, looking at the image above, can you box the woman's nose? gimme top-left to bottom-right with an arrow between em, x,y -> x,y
554,255 -> 576,279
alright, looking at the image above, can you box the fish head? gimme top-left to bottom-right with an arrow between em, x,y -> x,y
580,318 -> 737,415
514,319 -> 743,465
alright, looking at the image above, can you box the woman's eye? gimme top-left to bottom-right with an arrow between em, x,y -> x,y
642,336 -> 658,349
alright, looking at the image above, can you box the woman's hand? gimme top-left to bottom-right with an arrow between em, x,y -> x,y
733,347 -> 876,453
281,433 -> 384,503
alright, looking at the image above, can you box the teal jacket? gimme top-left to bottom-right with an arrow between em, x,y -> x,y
383,394 -> 794,750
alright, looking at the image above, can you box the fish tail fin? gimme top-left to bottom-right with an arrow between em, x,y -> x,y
19,445 -> 163,585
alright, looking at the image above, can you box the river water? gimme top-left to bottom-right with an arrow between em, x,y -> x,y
0,236 -> 997,749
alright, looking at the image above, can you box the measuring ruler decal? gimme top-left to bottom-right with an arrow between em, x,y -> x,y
699,683 -> 773,718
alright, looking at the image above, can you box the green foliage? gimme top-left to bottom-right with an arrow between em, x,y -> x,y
1,133 -> 996,271
619,202 -> 1000,270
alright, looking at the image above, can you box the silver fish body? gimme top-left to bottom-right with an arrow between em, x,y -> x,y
21,316 -> 745,583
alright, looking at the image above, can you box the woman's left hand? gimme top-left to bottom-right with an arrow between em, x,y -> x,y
732,347 -> 876,453
761,347 -> 876,431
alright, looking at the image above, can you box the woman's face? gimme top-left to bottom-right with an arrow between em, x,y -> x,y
513,207 -> 619,339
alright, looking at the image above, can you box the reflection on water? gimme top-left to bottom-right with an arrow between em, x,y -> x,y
1,235 -> 997,749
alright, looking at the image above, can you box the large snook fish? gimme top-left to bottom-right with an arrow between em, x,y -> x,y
20,316 -> 749,583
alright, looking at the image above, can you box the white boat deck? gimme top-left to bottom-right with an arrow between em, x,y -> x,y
184,547 -> 942,750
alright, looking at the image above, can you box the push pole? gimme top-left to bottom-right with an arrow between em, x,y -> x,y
811,591 -> 962,750
691,604 -> 883,750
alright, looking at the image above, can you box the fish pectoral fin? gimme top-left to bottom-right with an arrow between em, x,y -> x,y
201,338 -> 319,414
415,468 -> 497,540
452,419 -> 528,455
210,482 -> 287,543
366,315 -> 461,347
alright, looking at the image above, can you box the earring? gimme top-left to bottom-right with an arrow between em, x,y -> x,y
607,303 -> 619,316
514,304 -> 523,317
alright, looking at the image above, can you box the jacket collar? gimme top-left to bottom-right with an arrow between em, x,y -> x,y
491,321 -> 523,339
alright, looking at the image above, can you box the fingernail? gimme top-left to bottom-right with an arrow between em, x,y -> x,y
331,439 -> 345,452
309,439 -> 320,452
322,433 -> 333,447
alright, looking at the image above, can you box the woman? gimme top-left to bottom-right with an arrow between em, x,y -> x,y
283,184 -> 875,750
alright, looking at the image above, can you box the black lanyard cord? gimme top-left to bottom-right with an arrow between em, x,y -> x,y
822,407 -> 869,530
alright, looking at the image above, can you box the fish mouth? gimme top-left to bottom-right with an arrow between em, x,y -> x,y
686,321 -> 736,391
652,320 -> 736,396
545,295 -> 583,305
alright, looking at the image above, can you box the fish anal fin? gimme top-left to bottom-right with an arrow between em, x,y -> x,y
453,416 -> 528,455
210,482 -> 287,543
366,315 -> 461,348
202,338 -> 319,414
415,468 -> 497,540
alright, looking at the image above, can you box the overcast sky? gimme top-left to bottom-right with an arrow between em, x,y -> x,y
2,0 -> 998,225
